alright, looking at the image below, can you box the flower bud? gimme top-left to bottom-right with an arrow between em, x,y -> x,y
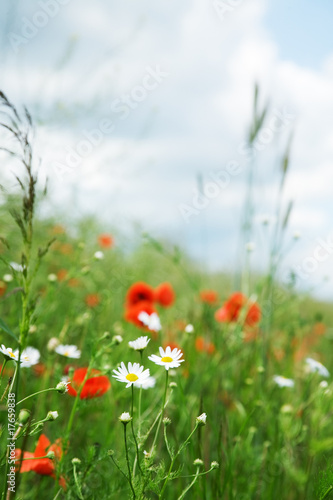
112,335 -> 123,345
56,381 -> 69,394
48,274 -> 57,283
72,458 -> 81,465
46,411 -> 59,421
18,409 -> 31,425
169,382 -> 177,389
211,461 -> 219,469
46,451 -> 55,459
193,458 -> 204,467
47,337 -> 60,352
163,417 -> 171,426
119,412 -> 132,424
196,413 -> 207,426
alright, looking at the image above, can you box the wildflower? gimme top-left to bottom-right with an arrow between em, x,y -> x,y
154,282 -> 175,307
112,335 -> 123,344
56,381 -> 69,394
134,375 -> 156,389
29,325 -> 37,334
215,292 -> 261,327
112,362 -> 150,388
0,344 -> 19,362
94,251 -> 104,260
193,458 -> 204,466
148,346 -> 184,371
48,274 -> 57,282
273,375 -> 295,388
15,434 -> 65,487
163,417 -> 171,426
98,234 -> 114,249
3,274 -> 13,284
211,461 -> 219,469
305,357 -> 329,377
55,344 -> 81,359
10,262 -> 24,272
57,269 -> 68,281
68,368 -> 111,399
126,282 -> 155,307
119,412 -> 132,423
138,311 -> 161,332
319,380 -> 329,389
125,301 -> 156,329
46,411 -> 59,421
128,336 -> 150,352
72,458 -> 81,465
195,337 -> 215,355
85,293 -> 100,308
199,290 -> 219,305
15,347 -> 40,368
0,280 -> 6,297
47,337 -> 60,352
196,413 -> 207,425
185,324 -> 194,333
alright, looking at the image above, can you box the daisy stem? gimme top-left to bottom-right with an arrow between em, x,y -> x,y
131,385 -> 143,477
123,423 -> 136,499
16,387 -> 58,405
151,370 -> 168,454
159,423 -> 199,499
177,466 -> 200,500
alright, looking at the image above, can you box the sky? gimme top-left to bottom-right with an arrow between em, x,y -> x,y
0,0 -> 333,300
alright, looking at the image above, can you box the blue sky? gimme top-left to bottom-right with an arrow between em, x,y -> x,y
265,0 -> 333,70
0,0 -> 333,300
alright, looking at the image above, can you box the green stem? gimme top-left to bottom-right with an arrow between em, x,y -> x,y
124,424 -> 136,500
0,360 -> 7,384
159,423 -> 199,499
16,387 -> 58,405
151,370 -> 168,453
131,385 -> 143,477
321,486 -> 333,500
177,467 -> 200,500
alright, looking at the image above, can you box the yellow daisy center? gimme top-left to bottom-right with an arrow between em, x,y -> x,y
9,352 -> 16,358
161,356 -> 173,363
64,351 -> 69,356
126,373 -> 139,382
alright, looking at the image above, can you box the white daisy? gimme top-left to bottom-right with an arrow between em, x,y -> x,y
134,375 -> 156,390
10,262 -> 24,272
15,346 -> 40,368
55,344 -> 81,359
138,311 -> 161,332
148,346 -> 184,371
128,336 -> 150,352
0,344 -> 19,362
112,362 -> 150,388
305,357 -> 329,377
94,251 -> 104,260
185,324 -> 194,333
3,274 -> 13,283
273,375 -> 295,388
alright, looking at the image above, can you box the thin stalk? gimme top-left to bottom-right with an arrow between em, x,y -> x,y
131,385 -> 143,477
124,424 -> 136,500
151,370 -> 168,453
16,387 -> 58,405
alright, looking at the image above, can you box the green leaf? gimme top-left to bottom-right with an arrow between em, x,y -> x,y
0,318 -> 18,342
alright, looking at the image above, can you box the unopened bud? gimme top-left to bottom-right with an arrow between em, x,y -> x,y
18,409 -> 31,425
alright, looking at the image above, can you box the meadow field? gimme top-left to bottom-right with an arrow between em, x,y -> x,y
0,93 -> 333,500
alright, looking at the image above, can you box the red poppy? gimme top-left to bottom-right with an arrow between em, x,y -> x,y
125,300 -> 156,329
57,269 -> 68,282
98,234 -> 114,249
15,434 -> 65,487
59,243 -> 73,255
215,292 -> 261,327
85,293 -> 101,308
199,290 -> 219,305
163,340 -> 180,351
51,225 -> 66,235
67,367 -> 111,399
0,280 -> 6,297
154,282 -> 175,307
68,278 -> 80,288
195,336 -> 216,354
126,282 -> 155,307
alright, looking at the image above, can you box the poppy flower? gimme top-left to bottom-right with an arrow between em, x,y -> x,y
195,336 -> 216,354
59,243 -> 73,255
154,282 -> 175,307
98,234 -> 114,248
0,280 -> 6,297
85,293 -> 100,308
125,300 -> 157,329
215,292 -> 261,327
51,225 -> 66,235
199,290 -> 219,305
57,269 -> 68,282
15,434 -> 65,487
126,282 -> 155,307
67,367 -> 111,399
